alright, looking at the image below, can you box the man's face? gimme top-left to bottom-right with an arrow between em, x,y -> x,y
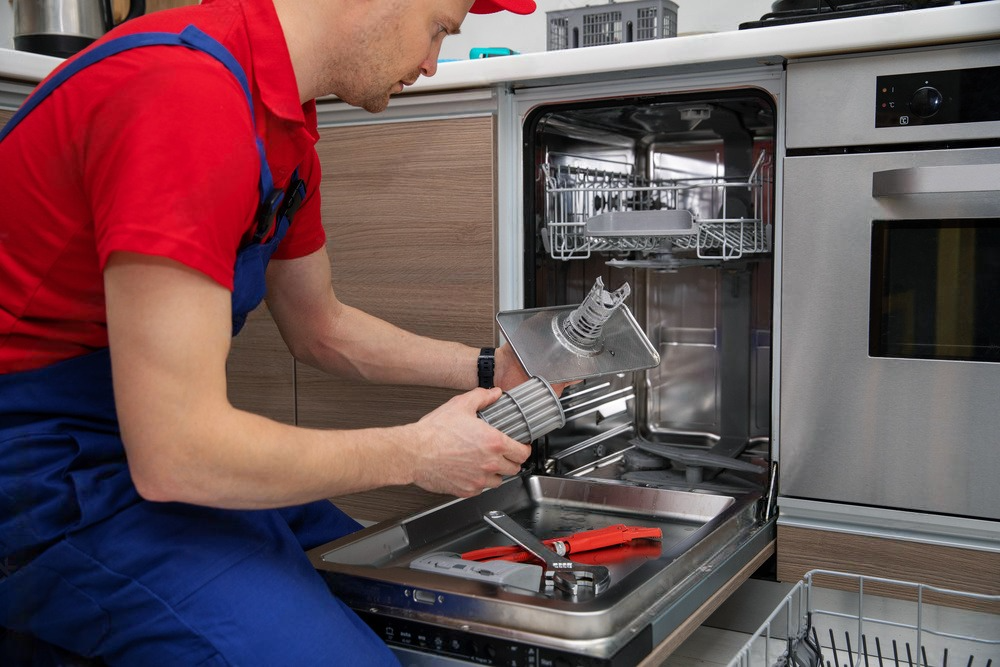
333,0 -> 473,113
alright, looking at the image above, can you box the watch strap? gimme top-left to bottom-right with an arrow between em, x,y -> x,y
477,347 -> 495,389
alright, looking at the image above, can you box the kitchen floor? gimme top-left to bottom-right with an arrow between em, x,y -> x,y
661,627 -> 768,667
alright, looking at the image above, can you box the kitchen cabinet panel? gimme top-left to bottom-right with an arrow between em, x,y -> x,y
297,116 -> 497,430
111,0 -> 197,21
143,0 -> 199,11
226,304 -> 296,425
298,116 -> 496,521
777,525 -> 1000,611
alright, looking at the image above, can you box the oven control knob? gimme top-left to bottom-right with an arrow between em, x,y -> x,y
909,86 -> 943,118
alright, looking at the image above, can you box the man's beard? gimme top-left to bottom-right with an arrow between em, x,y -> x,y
357,69 -> 420,114
359,89 -> 392,113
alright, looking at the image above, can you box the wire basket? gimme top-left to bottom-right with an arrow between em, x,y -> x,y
726,570 -> 1000,667
540,151 -> 772,262
546,0 -> 678,50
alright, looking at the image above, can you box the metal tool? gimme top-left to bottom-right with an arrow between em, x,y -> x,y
482,510 -> 611,597
461,524 -> 662,562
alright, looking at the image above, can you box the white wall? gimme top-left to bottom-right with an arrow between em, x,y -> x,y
2,0 -> 14,50
0,0 -> 777,62
441,0 -> 775,60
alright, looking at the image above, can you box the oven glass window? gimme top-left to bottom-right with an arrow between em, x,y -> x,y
870,220 -> 1000,362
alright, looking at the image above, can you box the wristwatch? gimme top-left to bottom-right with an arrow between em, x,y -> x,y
478,347 -> 495,389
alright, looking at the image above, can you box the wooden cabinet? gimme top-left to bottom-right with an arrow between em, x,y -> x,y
301,116 -> 497,522
777,525 -> 1000,609
111,0 -> 197,20
297,116 -> 498,430
224,113 -> 498,522
226,304 -> 295,425
143,0 -> 199,12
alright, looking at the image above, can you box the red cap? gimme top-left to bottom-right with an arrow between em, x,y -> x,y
470,0 -> 536,15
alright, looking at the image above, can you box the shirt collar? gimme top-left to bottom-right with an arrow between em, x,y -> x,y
236,0 -> 308,126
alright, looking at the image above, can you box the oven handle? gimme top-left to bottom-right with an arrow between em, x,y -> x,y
872,164 -> 1000,197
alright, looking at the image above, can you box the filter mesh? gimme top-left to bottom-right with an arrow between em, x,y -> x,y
478,377 -> 565,443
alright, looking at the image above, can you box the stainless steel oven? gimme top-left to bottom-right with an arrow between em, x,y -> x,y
779,41 -> 1000,521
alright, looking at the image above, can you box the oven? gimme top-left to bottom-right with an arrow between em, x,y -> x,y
310,64 -> 783,666
779,40 -> 1000,521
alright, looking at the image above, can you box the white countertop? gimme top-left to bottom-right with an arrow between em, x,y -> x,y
1,2 -> 998,90
417,2 -> 1000,92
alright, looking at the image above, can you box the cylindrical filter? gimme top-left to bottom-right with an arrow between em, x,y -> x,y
559,277 -> 631,351
478,377 -> 565,443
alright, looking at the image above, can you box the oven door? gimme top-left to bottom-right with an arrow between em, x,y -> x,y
779,146 -> 1000,521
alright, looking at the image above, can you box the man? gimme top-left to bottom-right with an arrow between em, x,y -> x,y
0,0 -> 537,663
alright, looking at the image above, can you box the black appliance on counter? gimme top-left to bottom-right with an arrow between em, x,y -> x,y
739,0 -> 983,29
12,0 -> 145,58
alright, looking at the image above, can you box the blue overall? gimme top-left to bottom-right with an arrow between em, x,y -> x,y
0,27 -> 399,666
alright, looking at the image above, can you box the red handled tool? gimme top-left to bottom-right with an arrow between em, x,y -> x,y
462,524 -> 662,563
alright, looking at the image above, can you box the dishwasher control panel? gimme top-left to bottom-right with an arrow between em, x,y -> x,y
357,609 -> 653,667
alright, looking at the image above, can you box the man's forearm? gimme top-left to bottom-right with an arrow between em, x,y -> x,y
292,302 -> 482,390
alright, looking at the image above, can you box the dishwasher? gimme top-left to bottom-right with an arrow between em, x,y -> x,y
309,64 -> 782,667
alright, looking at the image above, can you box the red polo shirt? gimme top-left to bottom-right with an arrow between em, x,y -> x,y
0,0 -> 325,373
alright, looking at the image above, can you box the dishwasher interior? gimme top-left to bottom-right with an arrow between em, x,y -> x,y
310,85 -> 779,667
525,89 -> 775,491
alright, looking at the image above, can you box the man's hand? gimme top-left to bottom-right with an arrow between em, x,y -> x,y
409,388 -> 531,497
493,343 -> 529,391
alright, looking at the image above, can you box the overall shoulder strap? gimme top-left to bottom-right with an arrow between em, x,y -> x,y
0,25 -> 277,209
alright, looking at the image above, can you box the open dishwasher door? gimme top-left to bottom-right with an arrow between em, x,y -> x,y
310,474 -> 773,666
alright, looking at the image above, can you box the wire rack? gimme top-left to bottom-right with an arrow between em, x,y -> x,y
726,570 -> 999,667
540,151 -> 772,262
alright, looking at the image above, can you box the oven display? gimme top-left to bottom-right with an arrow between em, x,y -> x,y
870,219 -> 1000,362
875,65 -> 1000,128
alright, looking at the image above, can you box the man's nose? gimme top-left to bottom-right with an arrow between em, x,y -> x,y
420,44 -> 442,77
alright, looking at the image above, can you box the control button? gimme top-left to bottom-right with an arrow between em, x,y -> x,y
909,86 -> 943,118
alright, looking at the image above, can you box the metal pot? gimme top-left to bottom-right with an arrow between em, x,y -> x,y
13,0 -> 146,58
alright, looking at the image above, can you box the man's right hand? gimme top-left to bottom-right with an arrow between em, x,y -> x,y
408,388 -> 532,497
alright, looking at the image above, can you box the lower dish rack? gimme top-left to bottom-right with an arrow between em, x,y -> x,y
727,570 -> 999,667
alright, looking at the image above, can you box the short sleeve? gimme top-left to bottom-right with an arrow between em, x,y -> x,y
84,48 -> 261,291
271,148 -> 326,260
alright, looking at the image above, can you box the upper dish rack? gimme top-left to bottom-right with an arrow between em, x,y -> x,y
540,151 -> 772,262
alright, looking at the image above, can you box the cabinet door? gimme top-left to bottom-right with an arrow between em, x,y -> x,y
777,526 -> 1000,608
298,116 -> 497,429
299,116 -> 497,522
226,304 -> 296,425
111,0 -> 197,19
